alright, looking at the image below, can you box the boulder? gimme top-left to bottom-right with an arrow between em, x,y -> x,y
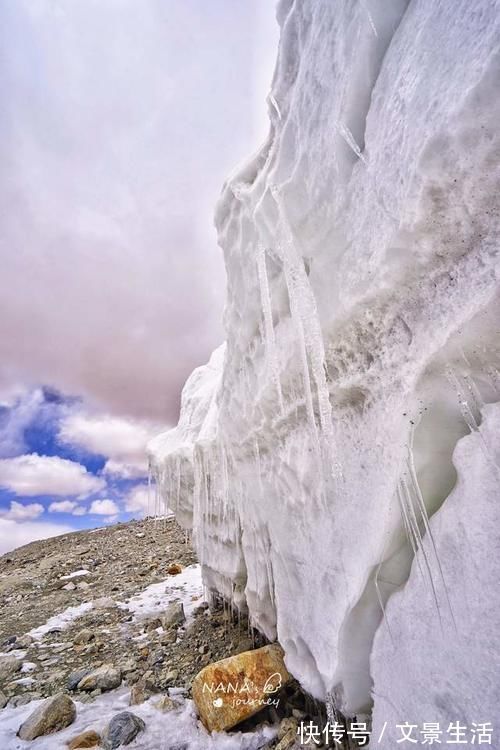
166,563 -> 182,575
192,643 -> 291,732
0,655 -> 22,683
68,729 -> 101,749
129,680 -> 152,706
73,628 -> 95,645
0,690 -> 7,708
16,634 -> 33,650
17,693 -> 76,740
161,601 -> 185,629
102,711 -> 145,749
77,664 -> 121,692
154,695 -> 179,712
67,668 -> 91,691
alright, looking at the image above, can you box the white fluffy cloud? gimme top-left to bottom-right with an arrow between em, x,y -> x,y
48,500 -> 77,513
0,454 -> 105,497
0,500 -> 44,521
102,458 -> 149,480
125,485 -> 150,516
59,413 -> 156,479
0,518 -> 74,555
89,498 -> 119,515
47,499 -> 89,517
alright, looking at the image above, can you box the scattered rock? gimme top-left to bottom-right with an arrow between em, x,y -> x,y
144,618 -> 162,632
154,695 -> 179,712
73,628 -> 95,645
67,668 -> 91,691
1,635 -> 17,650
0,690 -> 7,708
192,643 -> 292,732
163,669 -> 179,683
68,729 -> 101,749
129,680 -> 152,706
166,563 -> 183,575
0,655 -> 22,682
160,630 -> 177,646
9,694 -> 33,707
162,601 -> 185,629
77,664 -> 122,692
275,717 -> 299,749
17,692 -> 76,740
16,634 -> 33,650
93,597 -> 116,609
102,711 -> 145,749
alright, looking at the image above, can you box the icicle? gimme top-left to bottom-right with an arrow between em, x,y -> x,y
272,185 -> 340,485
445,367 -> 480,433
256,243 -> 284,414
360,0 -> 378,37
401,474 -> 443,629
147,461 -> 152,519
373,537 -> 395,644
269,93 -> 282,121
336,122 -> 368,164
406,432 -> 457,630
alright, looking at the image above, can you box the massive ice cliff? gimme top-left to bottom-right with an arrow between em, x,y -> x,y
150,0 -> 500,734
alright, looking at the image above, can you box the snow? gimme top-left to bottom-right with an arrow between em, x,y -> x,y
150,0 -> 500,732
0,688 -> 276,750
119,564 -> 204,623
20,662 -> 37,673
60,569 -> 90,580
28,602 -> 93,641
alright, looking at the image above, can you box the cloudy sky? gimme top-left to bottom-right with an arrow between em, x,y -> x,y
0,0 -> 278,553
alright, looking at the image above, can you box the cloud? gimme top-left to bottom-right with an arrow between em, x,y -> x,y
0,454 -> 105,497
0,500 -> 44,521
102,458 -> 149,480
0,1 -> 278,423
125,485 -> 150,516
0,388 -> 45,458
0,518 -> 74,555
89,498 -> 119,515
59,413 -> 155,478
47,499 -> 86,515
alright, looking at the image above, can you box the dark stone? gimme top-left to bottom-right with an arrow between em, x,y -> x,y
67,668 -> 91,691
103,711 -> 145,749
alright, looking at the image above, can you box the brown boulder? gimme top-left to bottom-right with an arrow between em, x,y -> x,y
17,693 -> 76,740
68,729 -> 101,749
192,643 -> 291,732
166,563 -> 183,575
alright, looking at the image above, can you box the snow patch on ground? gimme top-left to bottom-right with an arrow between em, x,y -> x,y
120,564 -> 204,623
0,688 -> 276,750
60,570 -> 90,580
28,602 -> 93,641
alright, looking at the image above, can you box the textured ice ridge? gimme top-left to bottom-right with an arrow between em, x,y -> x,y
150,0 -> 500,729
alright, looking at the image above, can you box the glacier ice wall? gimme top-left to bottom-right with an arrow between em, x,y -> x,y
150,0 -> 500,721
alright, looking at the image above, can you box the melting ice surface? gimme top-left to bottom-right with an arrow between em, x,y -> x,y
150,0 -> 500,736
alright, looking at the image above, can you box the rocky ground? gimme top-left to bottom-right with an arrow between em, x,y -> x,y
0,518 -> 339,749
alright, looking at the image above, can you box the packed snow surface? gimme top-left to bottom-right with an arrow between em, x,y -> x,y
28,603 -> 94,641
119,563 -> 203,623
150,0 -> 500,734
0,688 -> 275,750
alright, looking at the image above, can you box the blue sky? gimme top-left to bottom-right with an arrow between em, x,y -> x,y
0,1 -> 278,553
0,386 -> 157,551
